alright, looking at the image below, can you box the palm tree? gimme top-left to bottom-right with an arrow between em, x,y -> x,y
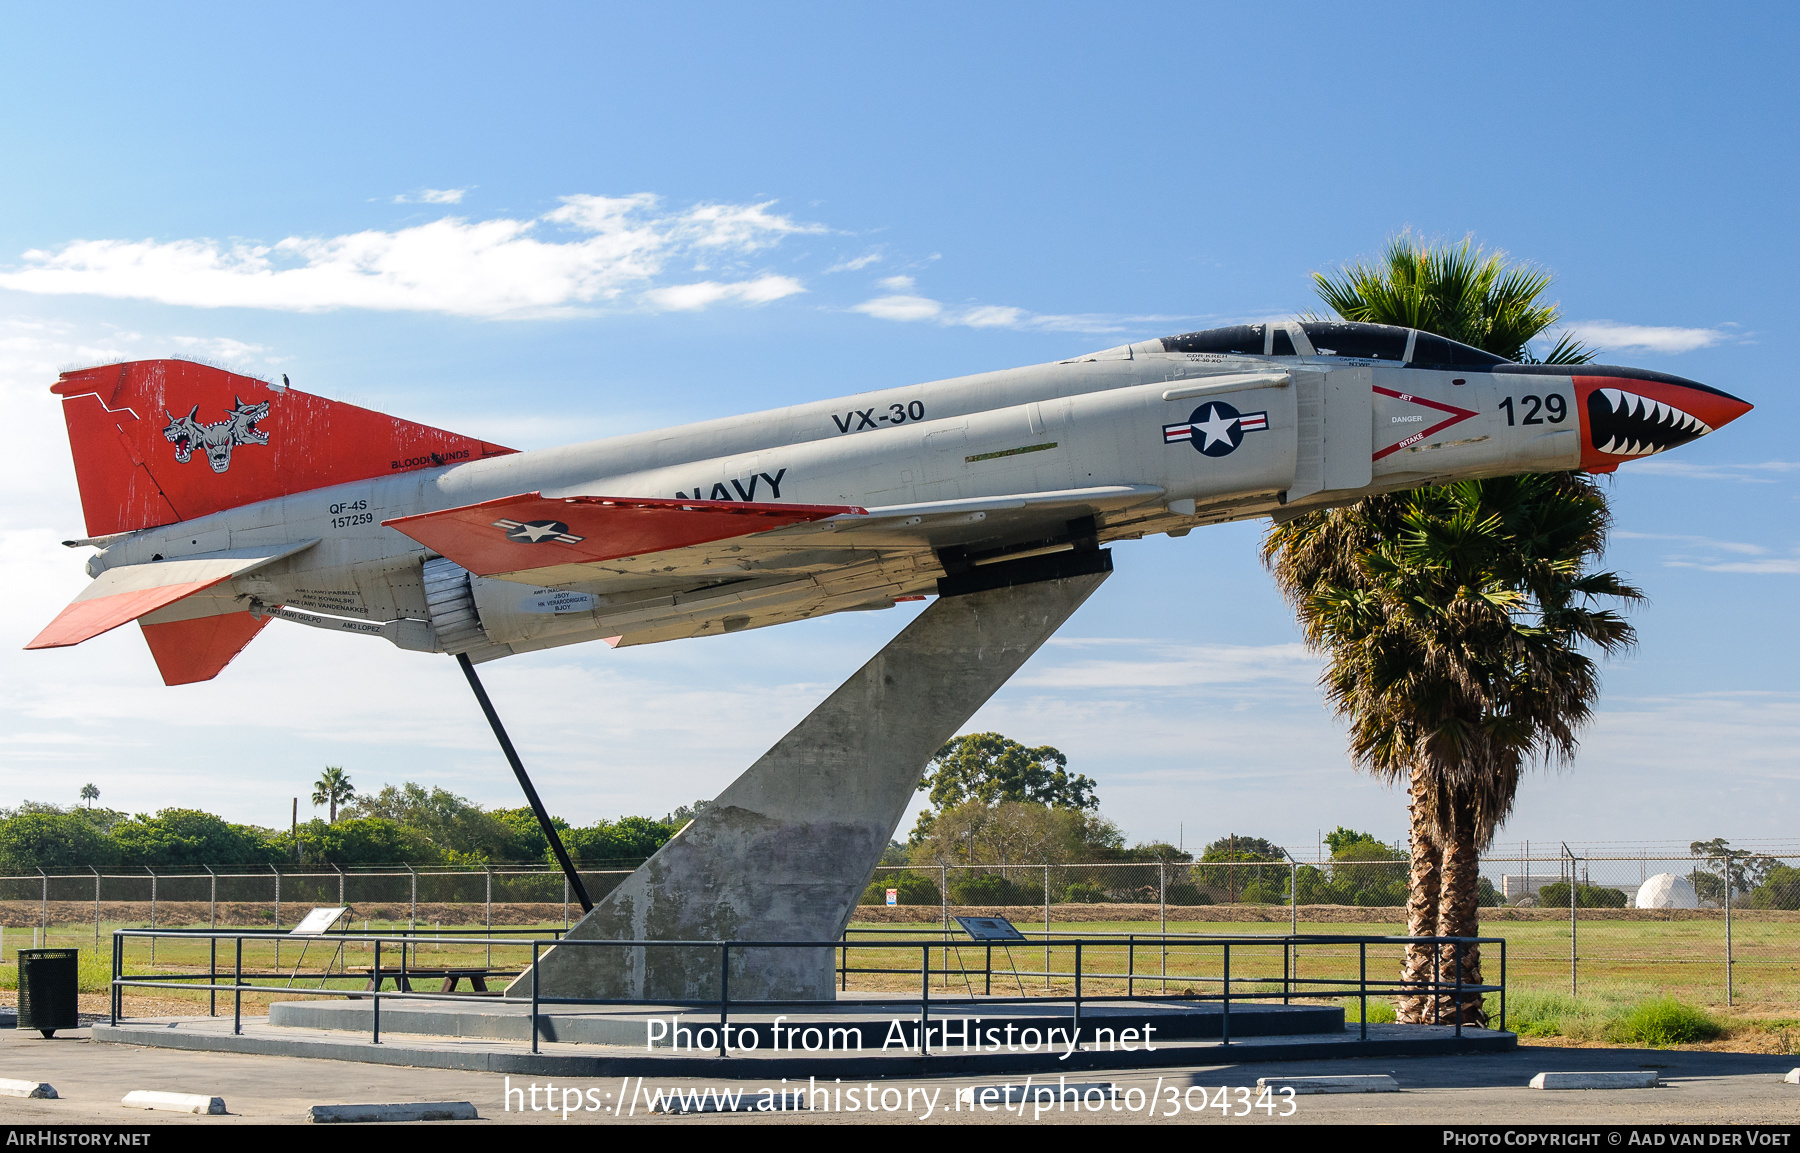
1267,235 -> 1641,1024
1312,233 -> 1590,365
311,766 -> 355,823
79,783 -> 99,808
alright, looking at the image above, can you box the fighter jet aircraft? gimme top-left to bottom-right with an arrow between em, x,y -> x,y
29,320 -> 1753,685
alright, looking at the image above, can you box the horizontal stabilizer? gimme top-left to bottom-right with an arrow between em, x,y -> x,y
384,493 -> 863,580
26,540 -> 317,649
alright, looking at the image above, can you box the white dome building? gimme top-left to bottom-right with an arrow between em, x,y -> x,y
1635,873 -> 1700,909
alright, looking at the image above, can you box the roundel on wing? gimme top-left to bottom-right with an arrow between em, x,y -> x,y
506,520 -> 573,543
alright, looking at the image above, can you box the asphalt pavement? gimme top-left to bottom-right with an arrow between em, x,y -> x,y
1,1025 -> 1796,1126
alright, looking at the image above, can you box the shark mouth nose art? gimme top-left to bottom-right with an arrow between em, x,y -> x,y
1570,370 -> 1751,473
1587,387 -> 1711,457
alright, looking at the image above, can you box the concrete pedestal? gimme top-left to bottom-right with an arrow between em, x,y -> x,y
515,568 -> 1109,1002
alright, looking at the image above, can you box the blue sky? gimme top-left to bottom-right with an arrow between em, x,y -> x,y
0,3 -> 1793,858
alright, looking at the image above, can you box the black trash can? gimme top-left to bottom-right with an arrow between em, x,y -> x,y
17,949 -> 79,1038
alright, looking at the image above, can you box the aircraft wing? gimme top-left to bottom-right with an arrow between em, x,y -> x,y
383,486 -> 1164,649
26,540 -> 319,649
382,493 -> 866,583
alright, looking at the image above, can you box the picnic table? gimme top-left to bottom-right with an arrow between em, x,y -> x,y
344,966 -> 499,993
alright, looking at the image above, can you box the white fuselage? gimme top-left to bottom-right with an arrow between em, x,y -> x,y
89,342 -> 1579,657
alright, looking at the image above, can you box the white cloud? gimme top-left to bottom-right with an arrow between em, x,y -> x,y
168,335 -> 279,364
641,275 -> 805,311
659,201 -> 823,252
825,252 -> 883,273
961,305 -> 1029,328
1614,530 -> 1766,555
853,293 -> 944,322
1668,554 -> 1800,575
1017,640 -> 1319,691
1554,320 -> 1733,355
1623,460 -> 1799,483
1614,530 -> 1800,574
851,283 -> 1183,335
0,195 -> 825,319
393,188 -> 468,205
0,319 -> 289,516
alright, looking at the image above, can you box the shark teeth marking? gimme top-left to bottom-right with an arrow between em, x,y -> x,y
1589,387 -> 1712,457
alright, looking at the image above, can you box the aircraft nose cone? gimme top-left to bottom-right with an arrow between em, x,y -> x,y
1574,368 -> 1751,472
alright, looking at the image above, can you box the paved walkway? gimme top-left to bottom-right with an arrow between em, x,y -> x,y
3,1024 -> 1795,1125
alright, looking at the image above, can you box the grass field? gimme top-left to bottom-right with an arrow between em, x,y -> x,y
4,910 -> 1791,1024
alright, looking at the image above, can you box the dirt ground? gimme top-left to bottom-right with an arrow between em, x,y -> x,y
4,899 -> 1793,928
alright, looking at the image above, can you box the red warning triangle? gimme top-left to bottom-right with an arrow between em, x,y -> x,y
1371,386 -> 1479,461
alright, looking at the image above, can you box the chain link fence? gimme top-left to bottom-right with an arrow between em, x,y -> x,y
0,864 -> 637,960
857,854 -> 1800,1007
2,853 -> 1794,1007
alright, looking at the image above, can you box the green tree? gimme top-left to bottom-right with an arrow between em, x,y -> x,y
1268,235 -> 1639,1024
1196,834 -> 1285,896
1537,881 -> 1628,909
663,800 -> 712,826
110,808 -> 282,867
286,816 -> 440,865
343,782 -> 518,859
1330,838 -> 1407,866
1687,838 -> 1777,905
75,807 -> 128,834
79,783 -> 99,808
490,806 -> 566,861
1201,834 -> 1283,862
1750,864 -> 1800,911
908,799 -> 1121,868
1117,841 -> 1193,863
1324,826 -> 1387,856
562,816 -> 678,864
919,734 -> 1094,812
311,766 -> 355,823
0,812 -> 119,871
2,800 -> 126,834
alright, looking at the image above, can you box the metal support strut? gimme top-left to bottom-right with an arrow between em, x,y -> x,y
456,652 -> 593,912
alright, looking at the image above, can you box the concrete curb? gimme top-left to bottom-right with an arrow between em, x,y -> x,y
1257,1074 -> 1400,1095
310,1102 -> 478,1123
0,1078 -> 57,1099
1529,1071 -> 1658,1090
1782,1068 -> 1799,1085
121,1090 -> 228,1114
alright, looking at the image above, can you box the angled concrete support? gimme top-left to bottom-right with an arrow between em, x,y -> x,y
514,564 -> 1110,1002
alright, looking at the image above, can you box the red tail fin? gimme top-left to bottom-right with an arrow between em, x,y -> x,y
52,360 -> 516,537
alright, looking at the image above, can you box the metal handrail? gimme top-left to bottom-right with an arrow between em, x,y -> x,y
107,926 -> 1506,1056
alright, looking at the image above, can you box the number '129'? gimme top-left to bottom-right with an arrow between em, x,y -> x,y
1498,394 -> 1566,425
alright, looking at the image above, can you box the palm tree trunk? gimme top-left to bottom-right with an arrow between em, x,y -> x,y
1397,771 -> 1441,1024
1437,830 -> 1489,1027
